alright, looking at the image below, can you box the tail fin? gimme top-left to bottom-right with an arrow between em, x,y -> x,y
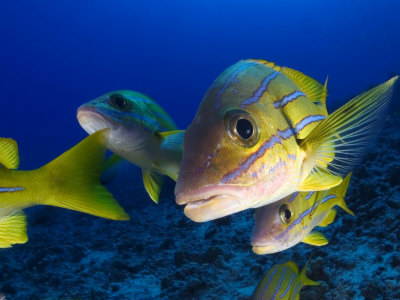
39,129 -> 129,220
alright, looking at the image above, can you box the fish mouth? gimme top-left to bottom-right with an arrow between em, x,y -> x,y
77,106 -> 118,134
176,186 -> 250,222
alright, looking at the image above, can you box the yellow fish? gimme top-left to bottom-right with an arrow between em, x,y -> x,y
252,173 -> 354,255
0,129 -> 129,248
175,59 -> 398,222
251,260 -> 318,300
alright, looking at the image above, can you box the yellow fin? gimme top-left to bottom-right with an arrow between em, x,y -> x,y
40,129 -> 129,221
0,211 -> 28,248
159,130 -> 185,152
0,138 -> 20,169
283,261 -> 299,274
320,209 -> 337,227
331,172 -> 355,216
301,76 -> 398,177
302,231 -> 328,246
142,169 -> 164,204
249,59 -> 328,114
299,170 -> 342,191
299,259 -> 319,286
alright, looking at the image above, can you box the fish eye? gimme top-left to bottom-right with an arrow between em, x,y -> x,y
279,204 -> 292,224
224,109 -> 259,147
109,94 -> 127,110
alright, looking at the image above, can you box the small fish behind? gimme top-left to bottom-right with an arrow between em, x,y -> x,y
77,90 -> 184,203
0,129 -> 129,248
251,260 -> 318,300
251,173 -> 354,255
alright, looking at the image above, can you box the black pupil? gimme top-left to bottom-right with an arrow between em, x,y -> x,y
284,209 -> 291,220
236,119 -> 253,140
110,94 -> 125,109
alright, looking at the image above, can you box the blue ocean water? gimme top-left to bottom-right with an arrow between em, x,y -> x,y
0,1 -> 399,299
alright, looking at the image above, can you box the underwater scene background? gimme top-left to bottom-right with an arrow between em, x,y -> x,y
1,0 -> 400,299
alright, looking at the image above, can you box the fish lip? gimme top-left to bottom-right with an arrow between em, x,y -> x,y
175,185 -> 243,205
251,245 -> 280,255
77,106 -> 118,131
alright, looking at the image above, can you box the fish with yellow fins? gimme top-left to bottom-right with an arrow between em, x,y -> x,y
251,259 -> 318,300
77,90 -> 184,203
175,59 -> 398,222
252,173 -> 354,255
0,129 -> 129,248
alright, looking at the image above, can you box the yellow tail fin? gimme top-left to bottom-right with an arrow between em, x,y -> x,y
0,211 -> 28,248
39,129 -> 129,221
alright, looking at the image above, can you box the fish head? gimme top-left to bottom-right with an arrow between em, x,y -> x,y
175,60 -> 302,222
251,193 -> 304,254
77,90 -> 175,153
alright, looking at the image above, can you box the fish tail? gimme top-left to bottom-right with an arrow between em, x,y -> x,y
299,258 -> 319,286
38,129 -> 129,220
300,76 -> 398,188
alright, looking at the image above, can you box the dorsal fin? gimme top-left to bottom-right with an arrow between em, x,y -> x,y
250,59 -> 328,114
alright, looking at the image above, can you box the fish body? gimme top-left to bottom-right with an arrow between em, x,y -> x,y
175,59 -> 397,222
0,129 -> 129,248
77,90 -> 184,202
251,260 -> 318,300
252,173 -> 353,255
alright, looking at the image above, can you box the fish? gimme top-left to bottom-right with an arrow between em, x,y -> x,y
77,90 -> 184,203
175,59 -> 398,222
251,259 -> 318,300
0,129 -> 129,248
251,173 -> 354,255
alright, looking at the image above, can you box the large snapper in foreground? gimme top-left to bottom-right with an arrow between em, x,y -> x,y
175,59 -> 397,222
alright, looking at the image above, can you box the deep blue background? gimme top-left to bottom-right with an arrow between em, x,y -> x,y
1,0 -> 399,169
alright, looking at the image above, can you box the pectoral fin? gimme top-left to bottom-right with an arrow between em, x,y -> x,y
320,209 -> 337,227
0,211 -> 28,248
299,170 -> 342,191
302,231 -> 328,246
0,138 -> 19,169
142,169 -> 164,203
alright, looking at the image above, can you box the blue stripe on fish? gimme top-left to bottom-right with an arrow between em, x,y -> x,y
0,187 -> 23,192
288,192 -> 298,203
271,266 -> 286,300
277,128 -> 295,140
240,71 -> 279,108
294,115 -> 326,135
268,160 -> 287,174
275,201 -> 320,240
281,273 -> 296,297
287,153 -> 296,160
321,194 -> 336,204
215,62 -> 258,110
273,91 -> 306,109
221,135 -> 283,183
260,267 -> 278,300
305,191 -> 315,200
292,283 -> 303,300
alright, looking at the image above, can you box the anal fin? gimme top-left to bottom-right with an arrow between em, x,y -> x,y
0,211 -> 28,248
0,138 -> 20,169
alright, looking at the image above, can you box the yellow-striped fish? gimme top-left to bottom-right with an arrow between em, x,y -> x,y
251,260 -> 318,300
77,90 -> 184,203
175,59 -> 398,222
252,173 -> 354,255
0,129 -> 129,248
